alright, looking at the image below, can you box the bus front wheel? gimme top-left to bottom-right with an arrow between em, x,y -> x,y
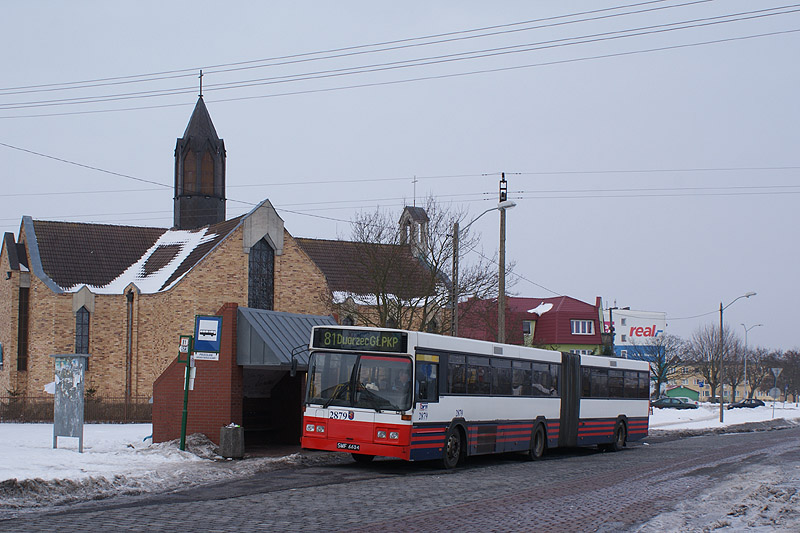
441,427 -> 464,469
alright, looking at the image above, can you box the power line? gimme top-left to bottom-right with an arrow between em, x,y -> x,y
7,4 -> 800,110
0,0 -> 703,96
0,142 -> 171,189
4,4 -> 797,111
2,139 -> 798,202
4,24 -> 798,120
1,1 -> 724,109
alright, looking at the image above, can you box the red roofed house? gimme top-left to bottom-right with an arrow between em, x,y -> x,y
458,295 -> 606,355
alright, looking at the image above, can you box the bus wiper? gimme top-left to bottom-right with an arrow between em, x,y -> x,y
322,382 -> 348,409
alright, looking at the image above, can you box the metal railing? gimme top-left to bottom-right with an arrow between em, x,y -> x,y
0,395 -> 151,423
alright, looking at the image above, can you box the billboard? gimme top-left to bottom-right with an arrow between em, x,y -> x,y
603,309 -> 666,347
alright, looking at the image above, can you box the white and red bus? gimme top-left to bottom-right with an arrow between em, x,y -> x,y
301,326 -> 649,468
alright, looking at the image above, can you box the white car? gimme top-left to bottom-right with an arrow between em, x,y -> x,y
675,397 -> 700,406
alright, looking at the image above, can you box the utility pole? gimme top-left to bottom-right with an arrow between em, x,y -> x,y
498,174 -> 508,344
452,221 -> 459,336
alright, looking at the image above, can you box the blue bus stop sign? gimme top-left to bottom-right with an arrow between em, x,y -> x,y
194,315 -> 222,359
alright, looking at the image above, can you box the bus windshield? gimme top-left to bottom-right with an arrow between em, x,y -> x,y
307,352 -> 413,412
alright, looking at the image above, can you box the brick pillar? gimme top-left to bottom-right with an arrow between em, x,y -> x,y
152,303 -> 242,444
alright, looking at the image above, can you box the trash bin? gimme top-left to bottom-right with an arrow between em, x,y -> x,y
219,424 -> 244,459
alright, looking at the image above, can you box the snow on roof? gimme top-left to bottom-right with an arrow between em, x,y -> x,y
527,302 -> 554,315
67,227 -> 219,294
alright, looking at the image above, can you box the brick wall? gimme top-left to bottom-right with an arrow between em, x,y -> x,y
152,302 -> 242,444
0,247 -> 15,394
276,230 -> 331,315
1,221 -> 334,402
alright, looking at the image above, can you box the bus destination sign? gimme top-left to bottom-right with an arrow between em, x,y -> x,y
313,328 -> 407,353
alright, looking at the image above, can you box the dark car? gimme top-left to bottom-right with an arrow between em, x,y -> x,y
727,398 -> 766,410
650,397 -> 699,410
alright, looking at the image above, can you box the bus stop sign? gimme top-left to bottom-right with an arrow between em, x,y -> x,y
194,315 -> 222,360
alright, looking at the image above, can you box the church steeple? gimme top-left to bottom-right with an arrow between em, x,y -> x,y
174,97 -> 226,230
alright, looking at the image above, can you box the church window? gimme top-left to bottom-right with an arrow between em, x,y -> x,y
183,151 -> 197,194
76,306 -> 90,371
200,151 -> 214,195
17,287 -> 29,371
248,238 -> 274,310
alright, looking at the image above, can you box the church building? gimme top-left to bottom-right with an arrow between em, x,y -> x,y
0,97 -> 440,442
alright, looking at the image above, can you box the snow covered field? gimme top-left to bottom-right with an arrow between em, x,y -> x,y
2,402 -> 799,528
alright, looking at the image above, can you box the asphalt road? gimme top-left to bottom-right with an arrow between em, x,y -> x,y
4,427 -> 800,532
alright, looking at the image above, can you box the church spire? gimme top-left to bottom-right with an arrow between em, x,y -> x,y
174,97 -> 226,230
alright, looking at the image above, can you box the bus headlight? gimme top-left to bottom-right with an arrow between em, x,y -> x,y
377,430 -> 387,439
305,424 -> 315,432
389,431 -> 399,440
316,425 -> 325,433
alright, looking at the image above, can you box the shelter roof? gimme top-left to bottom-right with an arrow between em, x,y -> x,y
237,308 -> 337,368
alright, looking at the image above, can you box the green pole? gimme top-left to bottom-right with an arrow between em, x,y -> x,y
180,335 -> 193,451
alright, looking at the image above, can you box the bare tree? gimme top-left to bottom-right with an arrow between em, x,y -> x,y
744,346 -> 773,399
684,323 -> 739,402
627,334 -> 684,398
724,336 -> 745,401
777,349 -> 800,402
337,197 -> 501,334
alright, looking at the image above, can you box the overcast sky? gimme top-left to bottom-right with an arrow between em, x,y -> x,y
2,1 -> 798,350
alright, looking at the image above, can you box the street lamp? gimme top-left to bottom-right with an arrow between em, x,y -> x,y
451,199 -> 516,337
719,291 -> 756,422
740,323 -> 763,399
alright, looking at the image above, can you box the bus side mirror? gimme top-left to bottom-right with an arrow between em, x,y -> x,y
290,357 -> 297,377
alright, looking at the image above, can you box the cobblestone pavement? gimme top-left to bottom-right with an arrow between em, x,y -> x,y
4,427 -> 799,532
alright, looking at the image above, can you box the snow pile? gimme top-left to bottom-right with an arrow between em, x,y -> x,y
635,464 -> 800,532
0,424 -> 304,514
649,402 -> 800,435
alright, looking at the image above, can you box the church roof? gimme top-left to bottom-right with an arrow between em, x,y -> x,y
182,97 -> 221,143
295,237 -> 437,299
402,206 -> 429,222
27,216 -> 242,294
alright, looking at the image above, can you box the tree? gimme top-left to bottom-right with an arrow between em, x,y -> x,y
744,346 -> 773,399
335,197 -> 501,334
684,323 -> 739,402
627,334 -> 684,398
778,349 -> 800,402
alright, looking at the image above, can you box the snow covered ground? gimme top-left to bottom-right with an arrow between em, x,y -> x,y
2,401 -> 799,528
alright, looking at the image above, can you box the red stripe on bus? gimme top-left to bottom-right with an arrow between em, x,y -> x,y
361,355 -> 411,362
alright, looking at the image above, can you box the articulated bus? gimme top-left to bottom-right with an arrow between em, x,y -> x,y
301,326 -> 649,468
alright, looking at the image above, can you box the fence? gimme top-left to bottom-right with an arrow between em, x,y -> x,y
0,395 -> 152,423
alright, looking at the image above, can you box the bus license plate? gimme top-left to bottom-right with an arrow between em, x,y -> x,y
337,442 -> 360,451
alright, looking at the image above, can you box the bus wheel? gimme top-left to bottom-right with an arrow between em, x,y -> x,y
526,424 -> 546,461
352,453 -> 375,464
441,427 -> 463,469
600,422 -> 627,452
611,423 -> 627,452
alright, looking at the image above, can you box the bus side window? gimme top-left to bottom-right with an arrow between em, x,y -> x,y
549,363 -> 560,396
416,362 -> 439,403
448,354 -> 466,394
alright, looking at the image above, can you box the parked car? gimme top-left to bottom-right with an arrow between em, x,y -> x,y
727,398 -> 766,410
674,397 -> 700,406
650,397 -> 699,409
